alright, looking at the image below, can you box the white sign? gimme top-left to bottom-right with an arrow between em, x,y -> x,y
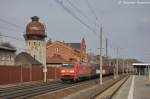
43,68 -> 47,72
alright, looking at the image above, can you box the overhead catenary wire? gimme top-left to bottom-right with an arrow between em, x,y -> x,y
55,0 -> 99,37
0,0 -> 122,59
54,0 -> 118,58
0,32 -> 24,41
0,17 -> 25,46
65,0 -> 119,59
66,0 -> 97,27
86,0 -> 101,27
0,17 -> 26,51
0,26 -> 24,35
0,18 -> 24,30
85,0 -> 123,59
0,33 -> 25,51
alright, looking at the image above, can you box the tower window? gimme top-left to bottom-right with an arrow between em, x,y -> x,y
34,42 -> 36,46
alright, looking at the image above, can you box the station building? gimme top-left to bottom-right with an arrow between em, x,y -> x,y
132,63 -> 150,76
46,38 -> 87,64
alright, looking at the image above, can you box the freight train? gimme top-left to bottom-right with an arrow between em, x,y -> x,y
60,62 -> 115,82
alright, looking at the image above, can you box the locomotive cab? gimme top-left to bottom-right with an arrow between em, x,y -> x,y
60,63 -> 77,82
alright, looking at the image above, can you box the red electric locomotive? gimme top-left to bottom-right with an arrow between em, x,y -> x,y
60,62 -> 96,82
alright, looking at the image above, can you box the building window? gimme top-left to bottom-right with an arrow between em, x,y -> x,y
2,54 -> 3,60
2,53 -> 5,61
54,48 -> 59,53
9,55 -> 11,61
56,48 -> 59,52
54,48 -> 62,54
6,54 -> 9,60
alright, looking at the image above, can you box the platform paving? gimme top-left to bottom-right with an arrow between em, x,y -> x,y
112,75 -> 150,99
134,76 -> 150,99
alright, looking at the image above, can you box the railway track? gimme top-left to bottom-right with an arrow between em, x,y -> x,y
35,75 -> 115,99
0,80 -> 72,99
44,75 -> 127,99
0,76 -> 114,99
0,80 -> 60,93
89,75 -> 129,99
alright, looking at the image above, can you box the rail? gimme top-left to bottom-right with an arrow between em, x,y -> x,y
89,75 -> 129,99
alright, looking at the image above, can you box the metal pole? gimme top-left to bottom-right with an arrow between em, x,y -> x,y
105,38 -> 108,66
130,63 -> 131,74
106,38 -> 108,58
116,48 -> 119,78
0,32 -> 3,43
123,56 -> 125,74
127,60 -> 128,74
100,26 -> 103,85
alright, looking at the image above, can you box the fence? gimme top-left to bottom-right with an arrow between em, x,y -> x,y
0,65 -> 61,85
0,65 -> 21,85
47,67 -> 61,79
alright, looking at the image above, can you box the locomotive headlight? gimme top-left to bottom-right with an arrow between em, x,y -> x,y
69,70 -> 74,73
61,70 -> 65,73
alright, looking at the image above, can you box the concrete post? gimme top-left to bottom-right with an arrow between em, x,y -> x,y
43,66 -> 47,82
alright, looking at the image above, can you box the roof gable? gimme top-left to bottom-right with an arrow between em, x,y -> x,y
15,52 -> 42,65
46,41 -> 74,51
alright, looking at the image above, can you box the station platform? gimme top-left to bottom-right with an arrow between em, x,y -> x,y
112,75 -> 150,99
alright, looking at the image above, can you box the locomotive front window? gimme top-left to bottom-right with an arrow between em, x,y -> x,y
62,64 -> 74,68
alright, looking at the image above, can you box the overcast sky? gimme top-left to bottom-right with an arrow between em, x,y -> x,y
0,0 -> 150,62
